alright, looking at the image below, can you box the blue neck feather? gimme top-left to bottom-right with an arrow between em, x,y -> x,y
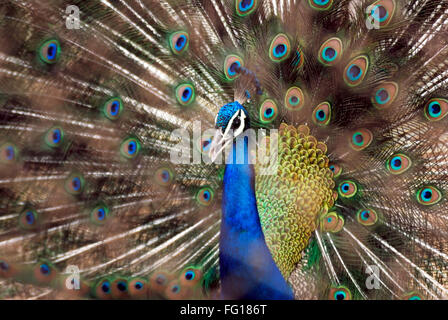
219,136 -> 293,300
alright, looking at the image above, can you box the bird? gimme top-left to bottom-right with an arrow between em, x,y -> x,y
0,0 -> 448,300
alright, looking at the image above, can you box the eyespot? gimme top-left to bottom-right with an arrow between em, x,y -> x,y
38,39 -> 61,64
424,98 -> 448,121
269,34 -> 291,62
120,137 -> 141,159
312,102 -> 331,126
349,129 -> 373,151
90,204 -> 110,225
0,143 -> 18,164
103,97 -> 123,120
309,0 -> 333,10
94,278 -> 112,299
402,291 -> 424,300
329,286 -> 352,300
356,208 -> 379,226
368,0 -> 396,28
285,87 -> 305,111
169,31 -> 189,55
110,277 -> 129,298
33,261 -> 56,283
155,167 -> 174,186
372,81 -> 399,109
195,133 -> 214,156
164,281 -> 186,300
294,47 -> 305,68
19,208 -> 39,230
175,83 -> 195,106
386,153 -> 412,175
65,173 -> 85,195
0,258 -> 15,278
235,0 -> 258,17
180,267 -> 203,287
128,278 -> 148,298
329,163 -> 342,178
224,54 -> 244,81
338,180 -> 358,198
321,212 -> 344,233
343,55 -> 369,87
196,187 -> 214,206
259,99 -> 278,123
416,186 -> 442,206
45,126 -> 64,148
318,38 -> 343,66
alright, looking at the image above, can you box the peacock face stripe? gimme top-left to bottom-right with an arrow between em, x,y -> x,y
215,101 -> 249,132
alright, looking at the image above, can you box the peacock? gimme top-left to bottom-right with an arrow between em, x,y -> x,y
0,0 -> 448,300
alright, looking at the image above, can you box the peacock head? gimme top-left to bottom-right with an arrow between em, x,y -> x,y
209,101 -> 250,162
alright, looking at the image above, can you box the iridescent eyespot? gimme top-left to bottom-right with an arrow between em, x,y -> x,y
356,208 -> 379,226
338,180 -> 358,198
149,271 -> 173,294
329,286 -> 352,300
19,208 -> 39,230
329,163 -> 342,178
90,204 -> 110,225
38,39 -> 61,64
120,137 -> 141,159
321,212 -> 344,233
416,186 -> 442,206
294,47 -> 305,68
196,133 -> 214,156
155,167 -> 174,186
372,81 -> 399,109
128,278 -> 148,298
175,83 -> 195,106
259,99 -> 278,123
343,55 -> 369,87
318,38 -> 343,66
285,87 -> 305,111
33,261 -> 57,283
0,143 -> 18,164
224,54 -> 244,81
368,0 -> 396,28
386,153 -> 412,175
45,126 -> 64,148
424,98 -> 448,121
235,0 -> 258,17
0,258 -> 15,278
103,97 -> 123,120
196,187 -> 214,206
65,173 -> 85,195
94,278 -> 112,299
180,267 -> 203,287
309,0 -> 333,10
349,129 -> 373,151
164,281 -> 187,300
111,277 -> 129,298
169,31 -> 189,55
312,102 -> 331,126
402,291 -> 424,300
269,34 -> 291,62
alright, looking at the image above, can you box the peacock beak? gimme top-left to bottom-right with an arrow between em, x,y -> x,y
209,128 -> 234,162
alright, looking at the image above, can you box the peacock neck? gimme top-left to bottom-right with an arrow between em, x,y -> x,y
219,136 -> 293,300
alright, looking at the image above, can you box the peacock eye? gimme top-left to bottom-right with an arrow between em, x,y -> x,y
372,81 -> 399,109
328,162 -> 342,178
318,37 -> 343,66
19,208 -> 39,230
416,186 -> 442,206
120,137 -> 141,159
103,97 -> 123,120
175,83 -> 195,106
309,0 -> 334,10
39,39 -> 61,64
169,31 -> 189,55
368,0 -> 396,28
356,208 -> 379,226
45,126 -> 64,147
285,86 -> 305,111
343,55 -> 369,87
329,286 -> 352,300
424,98 -> 448,121
312,102 -> 331,126
224,55 -> 244,81
269,34 -> 291,62
235,0 -> 258,17
65,173 -> 85,195
90,204 -> 110,225
0,143 -> 18,164
349,129 -> 373,151
386,153 -> 412,174
259,99 -> 278,123
155,167 -> 174,186
338,180 -> 358,198
196,187 -> 214,206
